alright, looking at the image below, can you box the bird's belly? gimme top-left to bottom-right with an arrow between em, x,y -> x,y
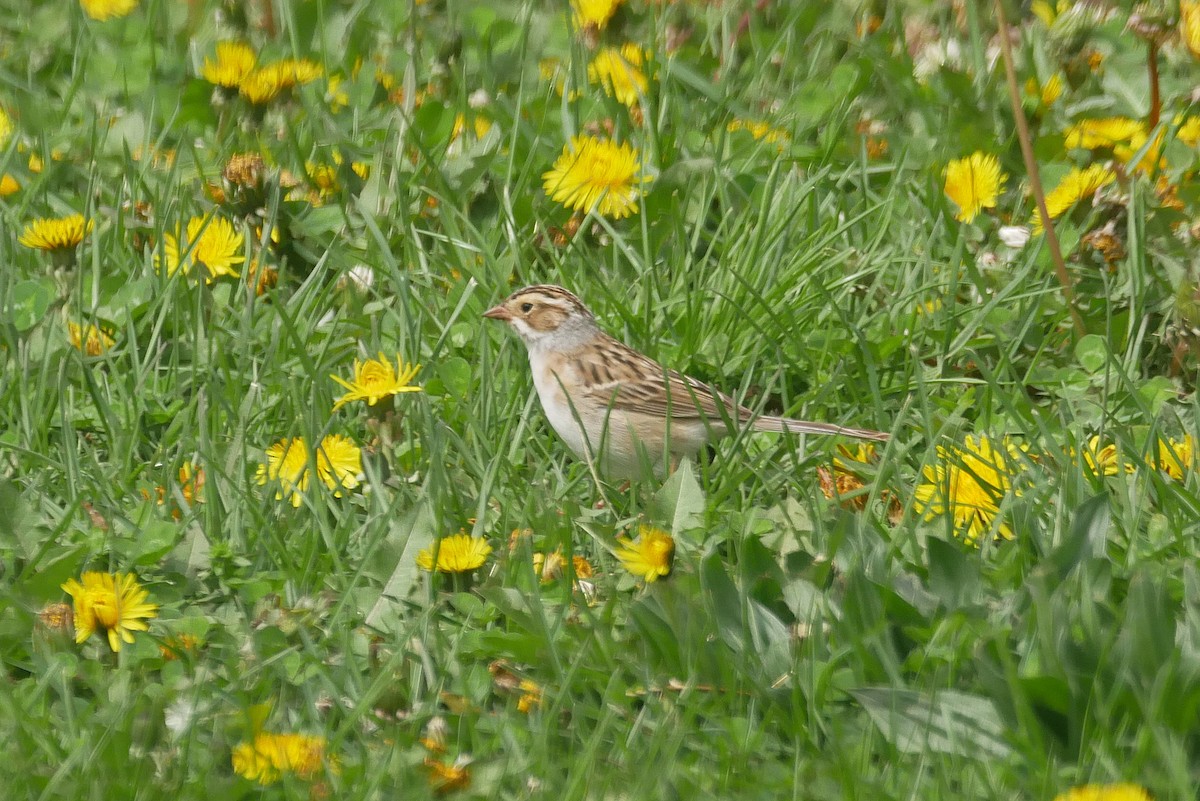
532,365 -> 707,478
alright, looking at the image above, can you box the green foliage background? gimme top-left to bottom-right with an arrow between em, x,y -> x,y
2,0 -> 1200,798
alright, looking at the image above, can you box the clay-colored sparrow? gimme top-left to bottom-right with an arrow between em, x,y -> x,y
484,284 -> 889,479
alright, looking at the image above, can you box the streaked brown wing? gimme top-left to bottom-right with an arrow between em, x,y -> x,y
573,335 -> 744,424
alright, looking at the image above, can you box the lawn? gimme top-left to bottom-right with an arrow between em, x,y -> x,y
2,1 -> 1199,799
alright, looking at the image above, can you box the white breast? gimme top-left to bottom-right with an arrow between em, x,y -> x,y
529,354 -> 589,459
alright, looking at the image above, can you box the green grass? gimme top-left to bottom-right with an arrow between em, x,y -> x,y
3,0 -> 1200,798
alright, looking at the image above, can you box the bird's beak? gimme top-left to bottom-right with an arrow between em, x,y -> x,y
483,305 -> 512,321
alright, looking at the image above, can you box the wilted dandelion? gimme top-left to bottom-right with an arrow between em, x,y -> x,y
417,533 -> 492,573
67,321 -> 115,356
542,136 -> 652,219
424,757 -> 471,794
61,571 -> 158,652
243,259 -> 278,296
516,680 -> 543,713
614,525 -> 674,582
533,550 -> 594,583
727,118 -> 790,144
943,152 -> 1006,223
913,435 -> 1026,544
159,633 -> 201,660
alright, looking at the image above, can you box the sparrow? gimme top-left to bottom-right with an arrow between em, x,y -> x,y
484,284 -> 889,479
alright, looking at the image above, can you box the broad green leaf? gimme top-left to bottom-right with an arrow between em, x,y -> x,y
1074,334 -> 1108,374
8,279 -> 55,333
652,460 -> 705,540
851,687 -> 1012,758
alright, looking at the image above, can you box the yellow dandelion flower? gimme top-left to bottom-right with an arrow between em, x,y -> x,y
417,532 -> 492,573
239,58 -> 323,103
1024,73 -> 1064,106
67,322 -> 115,356
256,435 -> 362,507
0,106 -> 11,148
1176,116 -> 1200,147
0,174 -> 18,196
314,434 -> 362,495
1114,128 -> 1166,175
943,152 -> 1007,223
1182,0 -> 1200,59
913,435 -> 1025,545
1031,0 -> 1069,27
615,525 -> 674,582
326,74 -> 349,112
19,214 -> 92,251
1156,434 -> 1196,480
202,41 -> 257,88
80,0 -> 138,21
1064,117 -> 1144,150
516,679 -> 543,713
157,215 -> 245,282
232,732 -> 333,785
1052,783 -> 1152,801
279,58 -> 324,85
573,0 -> 621,30
239,65 -> 289,104
1075,436 -> 1133,476
61,571 -> 158,652
726,118 -> 791,144
451,113 -> 494,142
542,135 -> 652,219
331,353 -> 422,410
1035,164 -> 1116,231
257,437 -> 311,507
589,44 -> 649,107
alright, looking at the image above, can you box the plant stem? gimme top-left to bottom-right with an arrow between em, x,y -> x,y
994,0 -> 1085,336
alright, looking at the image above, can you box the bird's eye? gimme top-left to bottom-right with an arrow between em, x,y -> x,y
520,302 -> 534,313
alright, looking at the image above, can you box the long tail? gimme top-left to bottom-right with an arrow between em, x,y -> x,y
753,415 -> 890,442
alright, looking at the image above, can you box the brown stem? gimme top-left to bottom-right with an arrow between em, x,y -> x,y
729,0 -> 771,59
1147,41 -> 1161,128
261,0 -> 276,37
994,0 -> 1085,336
